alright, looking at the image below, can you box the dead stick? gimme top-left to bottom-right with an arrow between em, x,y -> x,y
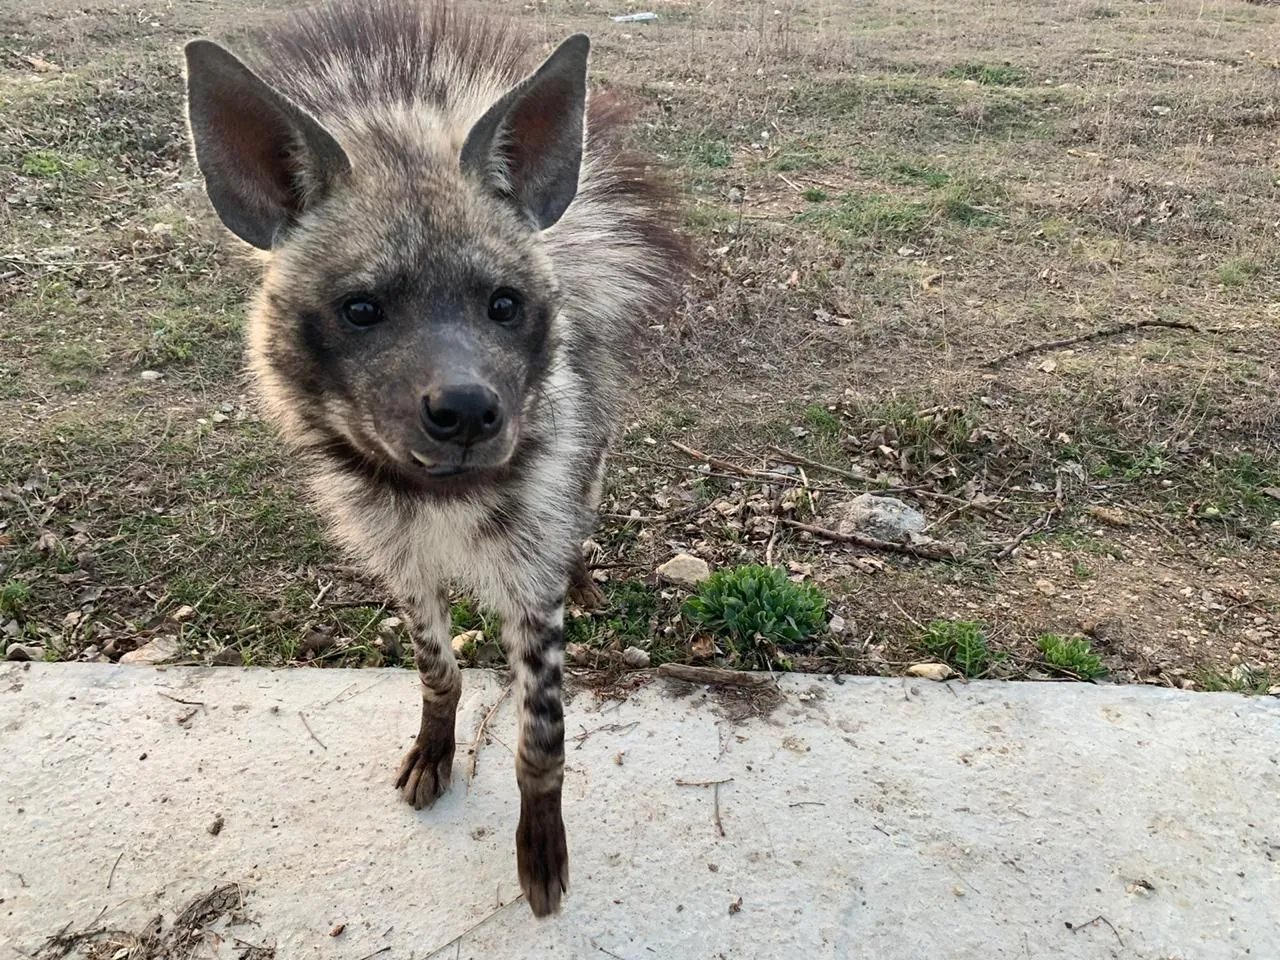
777,518 -> 965,560
299,712 -> 327,750
670,440 -> 797,483
765,445 -> 864,481
1066,914 -> 1124,947
982,320 -> 1203,368
713,781 -> 726,837
158,692 -> 206,707
992,507 -> 1059,562
466,683 -> 513,784
106,851 -> 123,891
676,777 -> 735,787
658,663 -> 772,687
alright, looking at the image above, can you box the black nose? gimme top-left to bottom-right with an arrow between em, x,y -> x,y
421,385 -> 504,444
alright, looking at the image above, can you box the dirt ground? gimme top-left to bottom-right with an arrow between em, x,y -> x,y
1,0 -> 1277,692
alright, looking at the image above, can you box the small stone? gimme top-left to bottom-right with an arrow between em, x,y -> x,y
828,614 -> 847,635
474,641 -> 503,665
219,402 -> 235,413
1035,579 -> 1057,596
906,662 -> 954,681
5,643 -> 44,662
140,370 -> 162,381
211,412 -> 228,423
1085,505 -> 1130,527
378,616 -> 403,633
207,814 -> 224,836
565,642 -> 590,665
836,493 -> 926,542
211,646 -> 243,667
120,635 -> 181,665
452,629 -> 482,655
41,245 -> 77,260
1268,685 -> 1280,697
621,646 -> 650,669
172,604 -> 196,622
656,553 -> 710,586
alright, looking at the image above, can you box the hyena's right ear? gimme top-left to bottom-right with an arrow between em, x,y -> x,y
183,40 -> 350,250
461,34 -> 590,230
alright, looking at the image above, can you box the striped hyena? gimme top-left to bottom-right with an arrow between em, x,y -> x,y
182,0 -> 686,916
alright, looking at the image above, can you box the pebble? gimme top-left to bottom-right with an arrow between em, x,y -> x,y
5,643 -> 44,662
906,662 -> 954,681
172,604 -> 196,622
140,370 -> 162,381
622,646 -> 650,669
1035,579 -> 1057,596
120,635 -> 181,665
211,646 -> 244,666
837,493 -> 926,542
656,553 -> 710,586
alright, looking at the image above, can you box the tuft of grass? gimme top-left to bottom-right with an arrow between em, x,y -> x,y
886,160 -> 951,188
798,184 -> 997,246
1037,634 -> 1105,679
1218,258 -> 1261,288
683,564 -> 828,668
945,62 -> 1027,87
802,187 -> 828,202
1195,666 -> 1275,695
921,620 -> 999,678
20,149 -> 98,178
1,581 -> 32,619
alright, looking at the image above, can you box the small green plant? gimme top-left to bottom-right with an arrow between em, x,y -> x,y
20,150 -> 97,178
921,620 -> 998,678
1195,666 -> 1274,695
1037,634 -> 1105,679
1,581 -> 32,618
682,564 -> 828,668
802,404 -> 841,437
1218,258 -> 1260,288
802,187 -> 828,202
946,62 -> 1026,87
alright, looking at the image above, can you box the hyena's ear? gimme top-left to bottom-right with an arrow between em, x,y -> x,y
183,39 -> 350,250
461,34 -> 590,230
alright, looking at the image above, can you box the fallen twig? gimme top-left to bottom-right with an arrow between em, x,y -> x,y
670,440 -> 798,484
299,712 -> 327,750
106,851 -> 123,891
676,777 -> 735,787
778,519 -> 966,560
658,663 -> 772,687
765,445 -> 864,482
1065,914 -> 1123,946
158,692 -> 206,707
423,894 -> 525,957
993,472 -> 1064,562
714,781 -> 726,837
466,682 -> 513,784
982,319 -> 1203,368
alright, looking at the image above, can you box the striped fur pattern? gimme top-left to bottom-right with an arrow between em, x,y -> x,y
182,0 -> 687,918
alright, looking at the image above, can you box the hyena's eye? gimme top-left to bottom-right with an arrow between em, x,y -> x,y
340,296 -> 384,328
487,288 -> 523,325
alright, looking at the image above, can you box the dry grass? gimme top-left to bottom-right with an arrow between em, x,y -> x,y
1,0 -> 1277,689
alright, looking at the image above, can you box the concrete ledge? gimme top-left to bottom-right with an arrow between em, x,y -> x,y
1,662 -> 1277,958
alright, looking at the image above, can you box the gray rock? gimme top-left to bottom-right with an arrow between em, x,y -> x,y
211,646 -> 244,667
5,643 -> 45,662
120,636 -> 180,665
836,494 -> 926,542
622,647 -> 651,669
656,553 -> 710,586
140,370 -> 162,381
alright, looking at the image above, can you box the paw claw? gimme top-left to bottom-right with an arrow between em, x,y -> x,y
517,791 -> 569,917
394,739 -> 454,809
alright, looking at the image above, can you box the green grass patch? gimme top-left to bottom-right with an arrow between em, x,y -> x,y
802,187 -> 828,202
1195,666 -> 1275,695
1218,258 -> 1261,288
945,62 -> 1027,87
920,619 -> 1000,678
0,581 -> 32,619
683,564 -> 828,669
18,149 -> 99,178
1037,634 -> 1105,679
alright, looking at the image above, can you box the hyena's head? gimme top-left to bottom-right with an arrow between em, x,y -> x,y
182,34 -> 590,486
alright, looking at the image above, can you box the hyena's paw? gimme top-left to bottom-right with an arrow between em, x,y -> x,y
394,735 -> 455,809
517,791 -> 569,917
567,576 -> 606,613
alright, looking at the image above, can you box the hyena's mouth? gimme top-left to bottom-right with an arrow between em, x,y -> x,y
410,450 -> 475,478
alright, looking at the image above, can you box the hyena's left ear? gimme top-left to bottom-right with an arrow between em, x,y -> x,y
183,39 -> 351,250
461,34 -> 590,230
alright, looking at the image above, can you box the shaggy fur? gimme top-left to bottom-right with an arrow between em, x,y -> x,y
182,0 -> 687,917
